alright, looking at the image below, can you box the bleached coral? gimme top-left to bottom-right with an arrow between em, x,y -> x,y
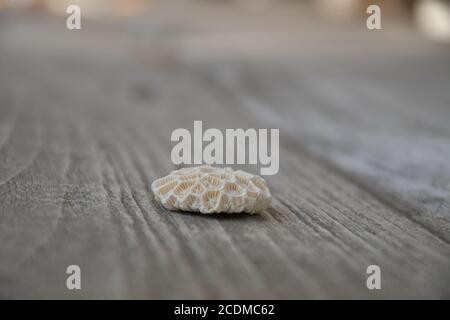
151,166 -> 271,214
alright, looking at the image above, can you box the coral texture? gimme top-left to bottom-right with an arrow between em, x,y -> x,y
151,166 -> 271,214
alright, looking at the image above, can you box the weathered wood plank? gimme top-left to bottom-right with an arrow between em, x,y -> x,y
0,10 -> 449,299
201,61 -> 450,242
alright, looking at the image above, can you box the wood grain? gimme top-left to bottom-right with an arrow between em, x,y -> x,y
0,7 -> 449,299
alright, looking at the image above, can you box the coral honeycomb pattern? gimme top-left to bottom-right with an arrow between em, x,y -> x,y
151,166 -> 271,214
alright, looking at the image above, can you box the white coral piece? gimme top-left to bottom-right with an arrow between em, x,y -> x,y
151,166 -> 271,214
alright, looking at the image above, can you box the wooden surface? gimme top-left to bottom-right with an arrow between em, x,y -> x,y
1,4 -> 450,299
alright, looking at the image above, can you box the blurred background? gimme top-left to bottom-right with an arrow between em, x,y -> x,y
1,0 -> 449,82
1,0 -> 450,41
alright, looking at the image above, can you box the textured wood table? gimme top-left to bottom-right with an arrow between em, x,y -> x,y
0,5 -> 450,299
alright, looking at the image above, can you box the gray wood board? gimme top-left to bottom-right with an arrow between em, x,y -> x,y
0,11 -> 449,299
